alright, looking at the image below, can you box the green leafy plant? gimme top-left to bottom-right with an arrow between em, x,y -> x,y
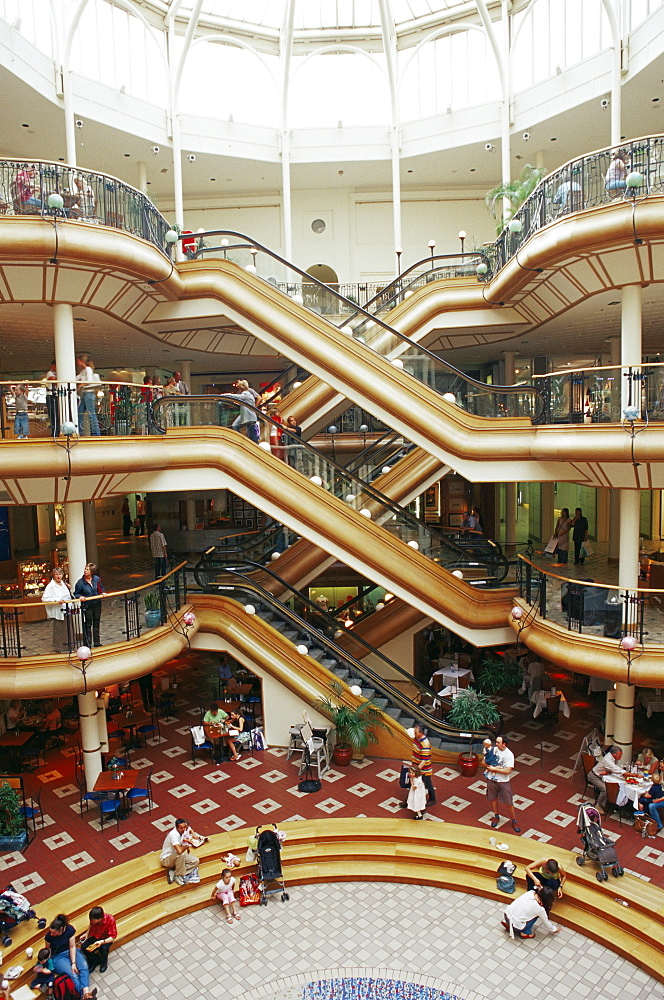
315,680 -> 390,752
475,655 -> 523,695
485,164 -> 545,234
0,782 -> 24,837
143,591 -> 160,611
446,689 -> 501,757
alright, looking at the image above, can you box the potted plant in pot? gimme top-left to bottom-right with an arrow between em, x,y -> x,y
0,782 -> 28,853
315,681 -> 391,766
475,654 -> 523,696
446,689 -> 502,777
143,591 -> 162,628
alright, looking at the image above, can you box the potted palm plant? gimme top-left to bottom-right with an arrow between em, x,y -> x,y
485,164 -> 545,234
0,782 -> 28,852
475,655 -> 523,696
446,689 -> 501,777
315,681 -> 391,766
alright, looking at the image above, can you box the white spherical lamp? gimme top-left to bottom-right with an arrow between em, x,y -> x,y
391,358 -> 404,368
452,569 -> 464,579
310,475 -> 323,486
442,392 -> 456,404
350,684 -> 363,697
296,644 -> 308,655
408,540 -> 419,550
258,441 -> 272,452
77,645 -> 92,661
270,551 -> 281,561
508,218 -> 523,233
48,192 -> 64,211
511,606 -> 524,620
61,421 -> 77,437
381,466 -> 392,475
346,494 -> 356,503
182,611 -> 195,627
340,325 -> 354,336
292,293 -> 304,305
476,262 -> 489,276
359,508 -> 372,518
244,604 -> 256,615
406,727 -> 415,739
165,229 -> 179,244
620,635 -> 638,651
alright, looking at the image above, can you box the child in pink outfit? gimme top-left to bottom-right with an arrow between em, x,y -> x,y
212,868 -> 240,925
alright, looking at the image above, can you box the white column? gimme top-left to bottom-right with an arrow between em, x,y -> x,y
503,351 -> 517,551
65,502 -> 87,583
621,285 -> 642,414
78,691 -> 102,791
281,131 -> 293,261
53,303 -> 77,432
177,360 -> 192,390
83,501 -> 98,568
540,482 -> 554,544
605,688 -> 616,744
137,161 -> 147,195
185,498 -> 197,532
390,128 -> 402,276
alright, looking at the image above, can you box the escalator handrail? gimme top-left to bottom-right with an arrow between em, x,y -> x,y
177,228 -> 542,418
191,561 -> 497,746
152,395 -> 508,575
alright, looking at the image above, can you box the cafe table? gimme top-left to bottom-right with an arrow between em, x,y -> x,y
111,708 -> 155,748
605,774 -> 652,809
93,768 -> 139,817
0,731 -> 34,771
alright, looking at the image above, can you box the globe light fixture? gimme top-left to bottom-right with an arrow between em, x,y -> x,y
61,421 -> 77,436
511,606 -> 524,620
626,171 -> 644,189
623,404 -> 639,421
350,684 -> 363,696
47,192 -> 64,210
182,611 -> 195,627
165,229 -> 179,243
508,218 -> 523,233
77,645 -> 92,661
271,551 -> 281,560
359,508 -> 372,518
244,604 -> 256,615
296,644 -> 308,655
620,635 -> 638,651
477,262 -> 488,276
442,392 -> 456,404
310,475 -> 323,486
452,569 -> 464,579
408,540 -> 419,550
391,358 -> 404,368
258,441 -> 272,451
340,325 -> 354,336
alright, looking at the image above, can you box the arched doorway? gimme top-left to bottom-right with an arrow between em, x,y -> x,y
303,264 -> 340,315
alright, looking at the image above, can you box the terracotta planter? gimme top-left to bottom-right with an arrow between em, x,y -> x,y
332,745 -> 353,767
458,751 -> 479,777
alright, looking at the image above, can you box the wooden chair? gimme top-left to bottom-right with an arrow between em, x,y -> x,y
604,779 -> 630,826
541,694 -> 561,727
582,753 -> 598,800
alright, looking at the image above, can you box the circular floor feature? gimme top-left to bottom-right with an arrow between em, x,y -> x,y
99,883 -> 660,1000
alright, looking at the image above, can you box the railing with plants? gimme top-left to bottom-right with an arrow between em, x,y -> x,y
494,134 -> 664,270
0,158 -> 170,250
0,563 -> 188,659
516,556 -> 651,643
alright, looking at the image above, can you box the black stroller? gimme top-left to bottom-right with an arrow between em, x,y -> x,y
576,803 -> 624,882
0,884 -> 44,946
256,824 -> 289,905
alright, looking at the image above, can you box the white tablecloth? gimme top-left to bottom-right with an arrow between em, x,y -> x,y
638,691 -> 664,718
605,776 -> 651,808
431,666 -> 474,691
531,689 -> 570,718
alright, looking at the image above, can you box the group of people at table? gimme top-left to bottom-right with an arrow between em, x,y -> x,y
587,745 -> 664,832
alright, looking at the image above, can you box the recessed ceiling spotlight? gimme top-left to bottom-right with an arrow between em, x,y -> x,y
21,123 -> 29,128
653,97 -> 660,102
160,168 -> 168,173
210,177 -> 216,181
550,137 -> 557,141
608,300 -> 620,306
124,153 -> 130,157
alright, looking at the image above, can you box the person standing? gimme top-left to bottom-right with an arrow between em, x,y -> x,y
42,361 -> 60,436
486,735 -> 521,833
553,507 -> 572,564
223,380 -> 260,442
75,354 -> 100,436
402,723 -> 436,807
136,496 -> 146,535
137,672 -> 155,711
572,507 -> 589,565
173,370 -> 190,396
73,562 -> 105,648
12,383 -> 29,439
41,567 -> 73,652
159,818 -> 204,886
150,523 -> 168,579
406,765 -> 427,820
121,497 -> 132,537
79,906 -> 117,974
587,745 -> 624,810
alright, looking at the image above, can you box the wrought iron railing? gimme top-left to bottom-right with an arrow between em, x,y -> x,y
0,158 -> 171,251
531,363 -> 664,424
0,562 -> 188,659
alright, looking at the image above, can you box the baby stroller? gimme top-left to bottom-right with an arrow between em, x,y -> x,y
0,884 -> 44,945
576,803 -> 624,882
256,824 -> 289,905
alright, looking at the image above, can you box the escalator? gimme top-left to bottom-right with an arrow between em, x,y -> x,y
191,561 -> 500,756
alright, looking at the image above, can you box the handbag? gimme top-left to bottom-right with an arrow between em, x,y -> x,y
634,813 -> 658,837
399,763 -> 411,789
543,536 -> 558,555
581,540 -> 594,558
238,873 -> 261,906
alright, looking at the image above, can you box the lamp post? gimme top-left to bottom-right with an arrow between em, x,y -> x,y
395,247 -> 402,276
458,230 -> 466,260
428,240 -> 436,270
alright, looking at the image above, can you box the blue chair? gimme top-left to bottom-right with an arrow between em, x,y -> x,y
127,769 -> 153,813
157,691 -> 176,718
98,795 -> 121,832
190,725 -> 213,764
19,785 -> 43,833
137,713 -> 159,747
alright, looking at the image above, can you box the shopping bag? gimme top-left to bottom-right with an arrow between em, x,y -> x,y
399,763 -> 411,789
238,873 -> 262,906
581,540 -> 594,558
543,537 -> 558,556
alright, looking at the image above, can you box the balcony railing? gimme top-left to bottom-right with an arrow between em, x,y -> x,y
516,556 -> 654,644
0,563 -> 188,659
530,363 -> 664,424
0,158 -> 170,251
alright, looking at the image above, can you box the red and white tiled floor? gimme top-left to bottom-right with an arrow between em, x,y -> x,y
3,649 -> 663,907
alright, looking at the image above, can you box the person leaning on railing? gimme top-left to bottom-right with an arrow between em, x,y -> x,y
41,567 -> 73,652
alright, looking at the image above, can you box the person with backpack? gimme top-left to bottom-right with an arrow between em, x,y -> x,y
45,914 -> 96,999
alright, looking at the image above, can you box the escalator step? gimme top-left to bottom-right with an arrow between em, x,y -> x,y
334,669 -> 350,680
361,689 -> 375,699
373,698 -> 388,709
400,717 -> 415,729
384,708 -> 402,719
283,630 -> 298,641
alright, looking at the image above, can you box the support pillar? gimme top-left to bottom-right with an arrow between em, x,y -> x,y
608,490 -> 620,564
137,161 -> 147,195
53,303 -> 77,431
96,692 -> 110,755
185,497 -> 197,532
36,505 -> 52,546
503,351 -> 518,553
65,502 -> 87,583
83,501 -> 98,568
177,360 -> 192,393
540,482 -> 554,545
621,285 -> 642,413
78,691 -> 102,791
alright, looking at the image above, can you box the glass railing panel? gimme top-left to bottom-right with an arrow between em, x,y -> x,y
531,363 -> 664,425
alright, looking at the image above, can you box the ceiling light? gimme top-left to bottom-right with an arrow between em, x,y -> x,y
21,123 -> 29,128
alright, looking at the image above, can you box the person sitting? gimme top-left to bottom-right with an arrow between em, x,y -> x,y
42,701 -> 62,732
637,772 -> 664,834
6,699 -> 25,731
605,149 -> 627,196
224,710 -> 244,762
44,914 -> 96,999
79,906 -> 117,974
501,886 -> 559,939
587,745 -> 624,810
524,857 -> 567,899
159,817 -> 205,886
203,702 -> 228,765
30,946 -> 55,993
635,747 -> 660,776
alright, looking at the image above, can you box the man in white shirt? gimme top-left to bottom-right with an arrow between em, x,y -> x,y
484,735 -> 521,834
150,523 -> 168,579
75,354 -> 100,436
588,745 -> 625,809
159,818 -> 205,885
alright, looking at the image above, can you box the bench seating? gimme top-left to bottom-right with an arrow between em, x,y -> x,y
6,819 -> 663,994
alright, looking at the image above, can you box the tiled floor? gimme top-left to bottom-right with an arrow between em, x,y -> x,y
100,883 -> 661,1000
